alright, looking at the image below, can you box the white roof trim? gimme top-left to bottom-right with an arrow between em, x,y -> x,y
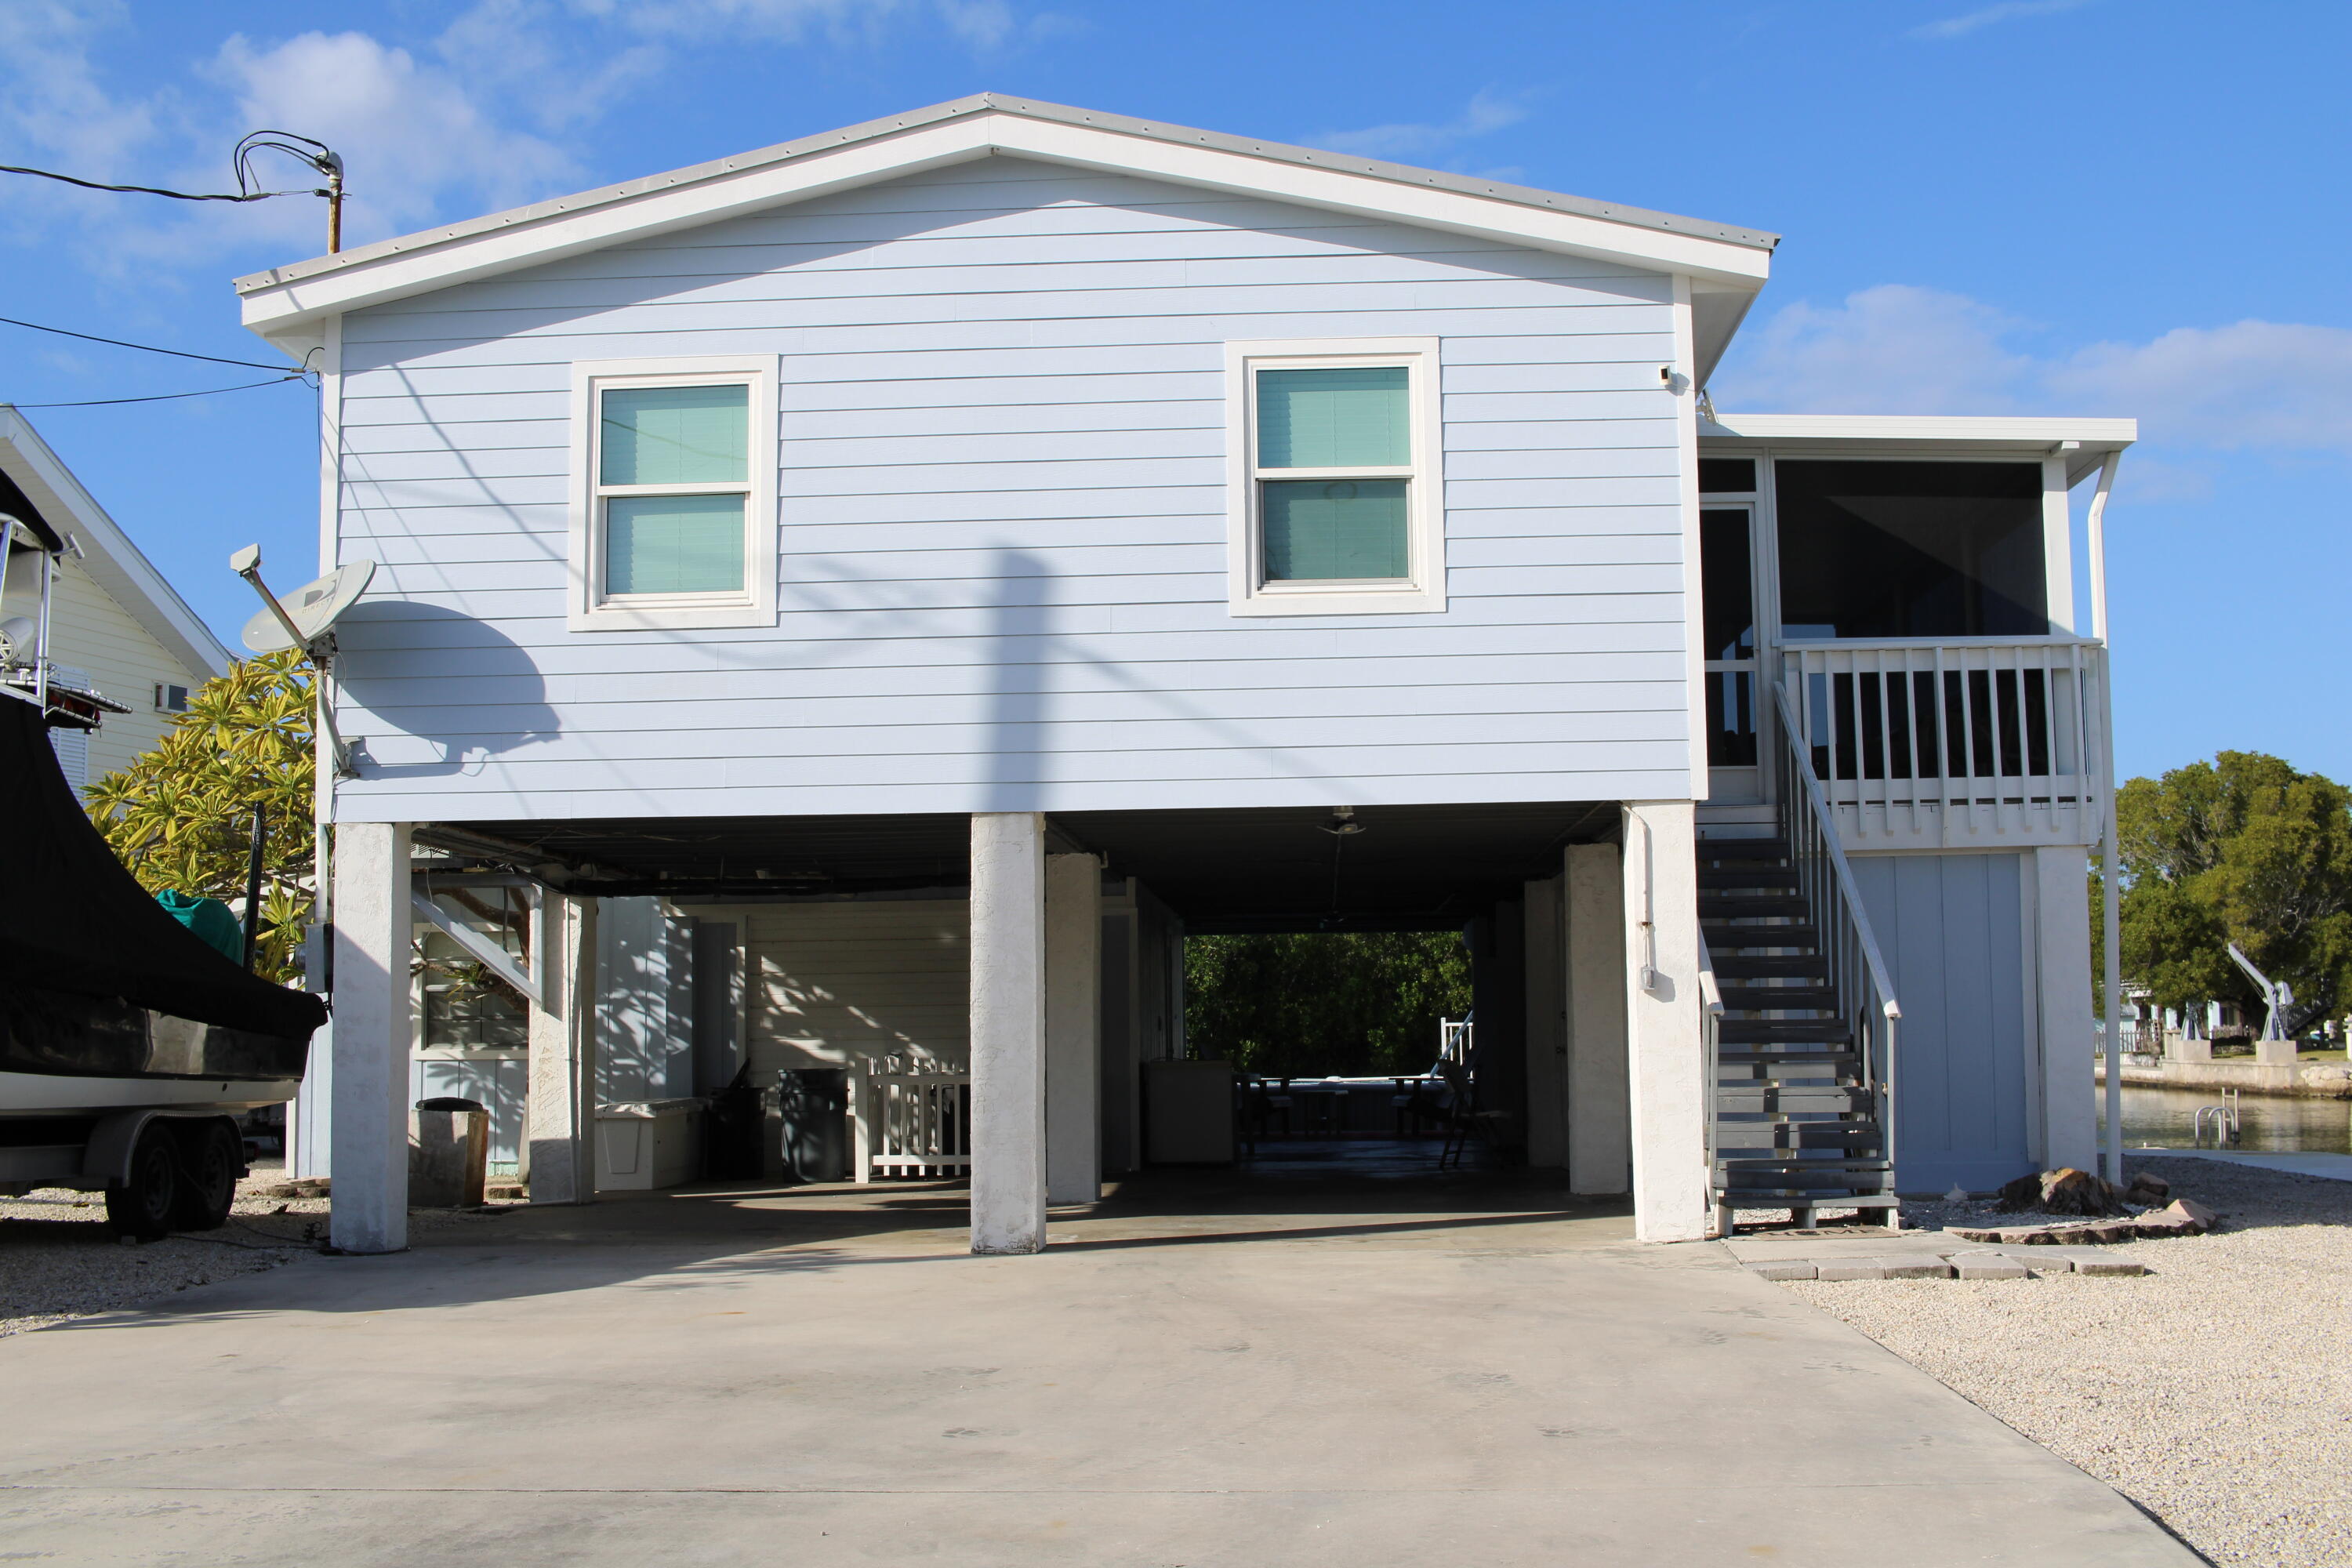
236,94 -> 1775,341
0,408 -> 234,681
1702,412 -> 2136,485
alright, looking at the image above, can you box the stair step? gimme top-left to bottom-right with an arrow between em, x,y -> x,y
1718,1159 -> 1893,1178
1701,922 -> 1820,949
1696,837 -> 1791,862
1712,1147 -> 1891,1171
1719,986 -> 1842,1011
1699,894 -> 1811,919
1719,1018 -> 1854,1046
1698,867 -> 1800,891
1711,955 -> 1830,981
1715,1192 -> 1902,1210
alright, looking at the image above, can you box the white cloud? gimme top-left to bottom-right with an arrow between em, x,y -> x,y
2051,321 -> 2352,453
1317,89 -> 1530,161
1712,284 -> 2352,461
207,30 -> 579,246
1911,0 -> 2097,41
1715,284 -> 2034,416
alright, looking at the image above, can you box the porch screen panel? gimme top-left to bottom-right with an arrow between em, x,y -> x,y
1775,461 -> 2047,639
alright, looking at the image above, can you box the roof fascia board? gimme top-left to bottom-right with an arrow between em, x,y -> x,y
0,409 -> 234,680
1701,413 -> 2137,487
241,108 -> 1769,338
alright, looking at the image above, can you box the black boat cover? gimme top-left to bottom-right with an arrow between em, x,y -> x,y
0,696 -> 327,1041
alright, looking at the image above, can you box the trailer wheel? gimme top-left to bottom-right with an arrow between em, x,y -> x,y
106,1125 -> 180,1241
171,1120 -> 240,1232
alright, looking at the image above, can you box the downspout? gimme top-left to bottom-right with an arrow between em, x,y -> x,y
2085,451 -> 2123,1185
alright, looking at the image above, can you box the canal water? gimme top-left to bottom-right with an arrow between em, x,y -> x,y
2099,1084 -> 2352,1155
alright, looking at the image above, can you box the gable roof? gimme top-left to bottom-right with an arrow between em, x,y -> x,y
0,408 -> 233,682
235,93 -> 1777,362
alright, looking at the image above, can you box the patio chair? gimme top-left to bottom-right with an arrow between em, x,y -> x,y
1436,1061 -> 1510,1169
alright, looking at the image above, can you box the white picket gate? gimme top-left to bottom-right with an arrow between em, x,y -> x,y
851,1069 -> 974,1182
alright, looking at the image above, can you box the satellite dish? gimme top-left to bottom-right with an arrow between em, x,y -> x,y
0,615 -> 34,670
240,561 -> 376,654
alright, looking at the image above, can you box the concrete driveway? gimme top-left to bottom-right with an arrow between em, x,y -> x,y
0,1162 -> 2198,1566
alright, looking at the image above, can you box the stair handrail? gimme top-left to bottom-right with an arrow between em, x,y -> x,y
1769,678 -> 1904,1183
1697,931 -> 1723,1210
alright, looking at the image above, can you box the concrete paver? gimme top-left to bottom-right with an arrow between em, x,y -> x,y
0,1171 -> 2198,1565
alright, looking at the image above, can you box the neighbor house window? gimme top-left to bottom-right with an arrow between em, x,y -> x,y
568,356 -> 777,630
1225,339 -> 1444,615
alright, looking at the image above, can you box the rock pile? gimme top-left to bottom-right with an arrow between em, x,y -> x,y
1948,1168 -> 2216,1247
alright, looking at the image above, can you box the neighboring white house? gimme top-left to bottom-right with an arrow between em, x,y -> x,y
0,408 -> 232,792
234,95 -> 2133,1253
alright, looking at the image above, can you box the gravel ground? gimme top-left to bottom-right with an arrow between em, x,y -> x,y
0,1178 -> 518,1338
1783,1156 -> 2352,1567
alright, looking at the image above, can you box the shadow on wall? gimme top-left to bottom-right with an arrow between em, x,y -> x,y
332,600 -> 560,779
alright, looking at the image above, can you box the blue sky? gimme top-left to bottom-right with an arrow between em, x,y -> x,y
3,0 -> 2346,783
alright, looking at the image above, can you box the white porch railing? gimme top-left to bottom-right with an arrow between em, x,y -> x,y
1779,638 -> 2107,842
851,1069 -> 973,1182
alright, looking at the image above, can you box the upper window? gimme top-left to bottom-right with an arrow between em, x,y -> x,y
568,357 -> 777,630
1225,339 -> 1444,616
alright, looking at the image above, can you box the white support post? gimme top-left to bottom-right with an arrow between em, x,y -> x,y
970,813 -> 1047,1254
1044,851 -> 1102,1206
328,821 -> 412,1254
1566,843 -> 1632,1195
1622,802 -> 1707,1242
526,893 -> 600,1204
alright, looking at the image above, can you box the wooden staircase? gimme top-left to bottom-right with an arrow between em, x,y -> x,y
1700,833 -> 1900,1233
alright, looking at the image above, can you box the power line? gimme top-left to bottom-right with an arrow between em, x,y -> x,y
5,374 -> 313,410
0,316 -> 293,372
0,163 -> 314,202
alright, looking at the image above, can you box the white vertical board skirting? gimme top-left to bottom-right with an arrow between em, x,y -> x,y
2032,846 -> 2097,1171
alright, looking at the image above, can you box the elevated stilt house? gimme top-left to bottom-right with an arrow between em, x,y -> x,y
234,96 -> 2131,1250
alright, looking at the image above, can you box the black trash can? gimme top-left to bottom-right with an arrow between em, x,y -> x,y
776,1068 -> 849,1182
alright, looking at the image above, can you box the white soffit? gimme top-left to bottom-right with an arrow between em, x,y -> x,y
1701,413 -> 2137,486
235,93 -> 1777,344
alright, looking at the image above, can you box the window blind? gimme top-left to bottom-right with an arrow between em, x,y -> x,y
1256,366 -> 1410,469
601,384 -> 749,486
605,495 -> 746,594
1261,480 -> 1409,580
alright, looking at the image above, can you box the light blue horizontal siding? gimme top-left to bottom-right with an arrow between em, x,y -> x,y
333,157 -> 1693,820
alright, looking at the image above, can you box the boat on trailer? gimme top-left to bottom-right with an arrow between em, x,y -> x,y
0,481 -> 326,1238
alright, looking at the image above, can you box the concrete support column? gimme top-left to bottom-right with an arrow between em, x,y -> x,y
2033,847 -> 2097,1171
1566,843 -> 1631,1195
1045,852 -> 1102,1205
328,820 -> 412,1254
1523,873 -> 1568,1168
970,812 -> 1047,1254
1623,801 -> 1706,1242
527,893 -> 600,1204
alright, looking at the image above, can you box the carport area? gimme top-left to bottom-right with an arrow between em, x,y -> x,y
341,798 -> 1711,1254
0,1169 -> 2191,1565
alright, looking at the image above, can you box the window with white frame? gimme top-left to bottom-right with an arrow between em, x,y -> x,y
1225,338 -> 1444,616
568,356 -> 778,630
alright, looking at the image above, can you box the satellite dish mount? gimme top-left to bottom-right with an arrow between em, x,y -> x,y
230,545 -> 376,777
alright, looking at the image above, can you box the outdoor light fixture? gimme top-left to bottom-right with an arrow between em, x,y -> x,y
1319,805 -> 1365,836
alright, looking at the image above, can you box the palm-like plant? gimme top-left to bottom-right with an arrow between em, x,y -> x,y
84,651 -> 317,984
